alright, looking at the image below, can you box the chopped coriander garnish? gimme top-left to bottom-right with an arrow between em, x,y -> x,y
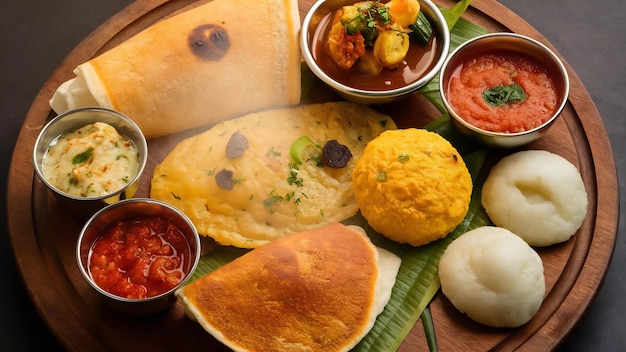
340,1 -> 394,47
287,163 -> 304,187
483,83 -> 527,107
311,155 -> 323,167
375,4 -> 392,24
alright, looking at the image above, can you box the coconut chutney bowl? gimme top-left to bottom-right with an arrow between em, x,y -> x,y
76,198 -> 201,316
300,0 -> 450,105
439,32 -> 570,148
33,107 -> 148,219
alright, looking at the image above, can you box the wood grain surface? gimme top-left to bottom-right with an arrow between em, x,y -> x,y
7,0 -> 619,351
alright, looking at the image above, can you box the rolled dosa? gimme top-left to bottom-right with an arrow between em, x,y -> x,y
176,223 -> 402,352
50,0 -> 301,139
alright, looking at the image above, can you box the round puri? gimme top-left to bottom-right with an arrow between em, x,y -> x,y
481,150 -> 588,247
352,129 -> 472,246
439,226 -> 545,328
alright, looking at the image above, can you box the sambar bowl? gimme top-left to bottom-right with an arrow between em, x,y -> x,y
439,32 -> 570,148
76,198 -> 201,316
301,0 -> 450,105
33,107 -> 148,218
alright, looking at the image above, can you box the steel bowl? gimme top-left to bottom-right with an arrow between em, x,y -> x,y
301,0 -> 450,105
76,198 -> 201,316
439,33 -> 570,148
33,107 -> 148,218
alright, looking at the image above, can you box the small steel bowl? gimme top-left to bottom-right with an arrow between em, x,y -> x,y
439,33 -> 570,148
301,0 -> 450,105
33,107 -> 148,218
76,198 -> 201,316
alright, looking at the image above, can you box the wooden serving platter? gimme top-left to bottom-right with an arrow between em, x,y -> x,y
7,0 -> 619,351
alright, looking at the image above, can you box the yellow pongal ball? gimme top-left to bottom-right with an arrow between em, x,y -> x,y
352,128 -> 472,246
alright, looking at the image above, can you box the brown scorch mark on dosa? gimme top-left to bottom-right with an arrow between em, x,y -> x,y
188,24 -> 231,61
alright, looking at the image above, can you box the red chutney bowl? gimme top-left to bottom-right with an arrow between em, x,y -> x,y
77,198 -> 201,316
439,33 -> 569,148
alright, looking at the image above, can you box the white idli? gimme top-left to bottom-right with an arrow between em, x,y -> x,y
438,226 -> 545,328
481,150 -> 588,247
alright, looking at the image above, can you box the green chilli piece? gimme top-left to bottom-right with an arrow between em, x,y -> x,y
289,135 -> 322,165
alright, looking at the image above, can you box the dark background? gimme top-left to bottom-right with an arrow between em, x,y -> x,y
2,0 -> 624,350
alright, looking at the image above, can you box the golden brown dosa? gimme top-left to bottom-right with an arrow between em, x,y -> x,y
176,223 -> 401,352
49,0 -> 301,138
150,102 -> 397,248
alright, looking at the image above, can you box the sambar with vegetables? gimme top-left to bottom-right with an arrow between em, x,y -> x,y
311,0 -> 441,91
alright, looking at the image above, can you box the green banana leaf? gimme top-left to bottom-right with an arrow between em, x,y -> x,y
187,2 -> 495,351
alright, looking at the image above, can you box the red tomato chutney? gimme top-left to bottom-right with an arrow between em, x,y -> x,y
446,51 -> 560,133
88,216 -> 192,299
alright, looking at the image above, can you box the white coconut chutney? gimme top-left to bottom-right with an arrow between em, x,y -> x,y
42,122 -> 140,197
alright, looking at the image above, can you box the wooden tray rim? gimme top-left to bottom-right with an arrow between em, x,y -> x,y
7,0 -> 620,350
